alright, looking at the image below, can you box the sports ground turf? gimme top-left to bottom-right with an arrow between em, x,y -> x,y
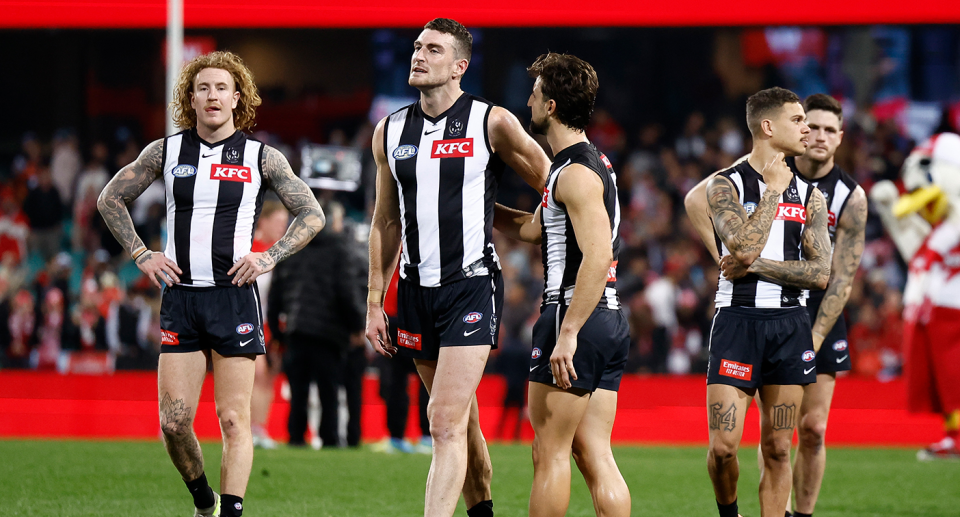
0,440 -> 956,516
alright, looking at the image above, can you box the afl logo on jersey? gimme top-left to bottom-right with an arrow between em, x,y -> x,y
833,340 -> 848,352
802,350 -> 816,362
172,164 -> 197,178
236,323 -> 255,335
744,201 -> 757,215
393,144 -> 418,161
463,312 -> 483,324
531,347 -> 542,359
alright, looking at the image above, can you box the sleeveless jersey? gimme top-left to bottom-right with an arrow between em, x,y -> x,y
162,128 -> 267,288
540,142 -> 622,309
714,159 -> 813,308
384,93 -> 506,288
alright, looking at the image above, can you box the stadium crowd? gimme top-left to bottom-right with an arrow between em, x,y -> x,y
0,101 -> 934,382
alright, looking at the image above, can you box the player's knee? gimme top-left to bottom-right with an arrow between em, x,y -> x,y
708,440 -> 738,465
217,407 -> 249,441
760,437 -> 792,464
427,404 -> 467,445
798,417 -> 827,450
160,417 -> 192,440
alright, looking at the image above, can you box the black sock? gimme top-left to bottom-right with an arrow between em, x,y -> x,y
467,500 -> 494,517
717,499 -> 738,517
786,512 -> 793,517
794,513 -> 812,517
221,494 -> 243,516
184,472 -> 215,509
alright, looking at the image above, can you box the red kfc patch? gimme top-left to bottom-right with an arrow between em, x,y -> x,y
607,260 -> 618,282
397,329 -> 422,351
431,138 -> 474,158
210,164 -> 252,183
719,359 -> 752,381
161,329 -> 180,345
541,187 -> 550,208
774,203 -> 806,223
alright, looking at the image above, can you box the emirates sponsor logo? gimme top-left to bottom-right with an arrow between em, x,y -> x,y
719,359 -> 752,380
160,329 -> 179,345
397,329 -> 422,351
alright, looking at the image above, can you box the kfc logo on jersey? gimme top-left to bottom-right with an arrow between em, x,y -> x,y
719,359 -> 752,381
542,187 -> 550,208
160,329 -> 180,345
607,260 -> 618,282
211,164 -> 252,183
828,211 -> 837,227
600,154 -> 613,169
397,329 -> 422,351
431,138 -> 474,158
802,350 -> 816,362
775,203 -> 806,223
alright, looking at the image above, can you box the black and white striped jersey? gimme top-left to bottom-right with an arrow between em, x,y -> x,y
713,159 -> 814,308
540,142 -> 622,310
161,128 -> 268,288
384,93 -> 505,287
786,156 -> 859,305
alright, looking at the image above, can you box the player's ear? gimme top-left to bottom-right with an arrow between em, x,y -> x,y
232,90 -> 240,109
454,58 -> 469,79
761,118 -> 774,138
546,99 -> 557,117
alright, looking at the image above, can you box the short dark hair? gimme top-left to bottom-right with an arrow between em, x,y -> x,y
804,93 -> 843,125
527,52 -> 599,131
424,18 -> 472,61
745,87 -> 801,136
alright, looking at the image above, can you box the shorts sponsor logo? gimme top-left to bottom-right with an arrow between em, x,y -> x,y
744,201 -> 757,215
832,340 -> 848,352
719,359 -> 752,381
160,329 -> 179,345
397,329 -> 422,351
393,144 -> 418,160
236,323 -> 255,335
463,312 -> 483,324
802,350 -> 816,362
171,164 -> 197,178
775,203 -> 806,223
431,138 -> 473,158
211,164 -> 252,183
531,347 -> 542,359
607,260 -> 618,282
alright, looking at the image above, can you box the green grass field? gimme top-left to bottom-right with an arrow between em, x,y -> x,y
0,440 -> 957,516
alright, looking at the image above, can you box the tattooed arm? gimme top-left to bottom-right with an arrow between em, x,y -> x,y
684,173 -> 720,265
744,188 -> 832,291
811,186 -> 867,351
228,146 -> 325,286
97,139 -> 182,288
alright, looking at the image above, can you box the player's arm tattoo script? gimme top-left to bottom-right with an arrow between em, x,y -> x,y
261,146 -> 325,267
96,139 -> 164,255
747,188 -> 832,290
813,189 -> 867,339
709,402 -> 737,432
706,175 -> 781,262
770,403 -> 797,431
159,392 -> 204,479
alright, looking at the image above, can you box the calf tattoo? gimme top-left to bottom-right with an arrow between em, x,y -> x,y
770,403 -> 797,431
159,392 -> 203,479
710,402 -> 737,432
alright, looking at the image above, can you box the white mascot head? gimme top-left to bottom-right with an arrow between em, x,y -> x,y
895,132 -> 960,225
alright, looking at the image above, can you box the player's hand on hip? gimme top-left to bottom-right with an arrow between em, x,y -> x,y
136,251 -> 182,288
366,305 -> 396,357
550,332 -> 578,389
761,152 -> 792,194
228,252 -> 274,286
719,254 -> 749,280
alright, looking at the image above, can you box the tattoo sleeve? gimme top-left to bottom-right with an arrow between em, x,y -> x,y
812,188 -> 867,338
706,175 -> 782,264
262,146 -> 325,265
96,139 -> 164,255
747,188 -> 832,290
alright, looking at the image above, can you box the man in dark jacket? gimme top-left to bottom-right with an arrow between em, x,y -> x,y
268,200 -> 364,447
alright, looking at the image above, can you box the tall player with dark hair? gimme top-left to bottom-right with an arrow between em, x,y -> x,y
365,18 -> 549,517
98,51 -> 324,517
699,87 -> 831,517
494,52 -> 631,517
685,93 -> 866,517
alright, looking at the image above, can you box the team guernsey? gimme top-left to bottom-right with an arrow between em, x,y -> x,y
384,93 -> 505,287
158,128 -> 267,356
708,158 -> 817,387
787,156 -> 858,372
529,142 -> 629,392
385,94 -> 505,360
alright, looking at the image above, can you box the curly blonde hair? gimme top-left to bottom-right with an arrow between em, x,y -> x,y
170,51 -> 262,132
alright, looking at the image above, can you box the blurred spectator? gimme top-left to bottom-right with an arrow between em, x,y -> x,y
73,142 -> 110,252
675,112 -> 707,161
4,289 -> 35,368
50,129 -> 82,207
587,108 -> 627,164
22,165 -> 64,262
0,187 -> 30,265
34,287 -> 65,370
11,132 -> 42,202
